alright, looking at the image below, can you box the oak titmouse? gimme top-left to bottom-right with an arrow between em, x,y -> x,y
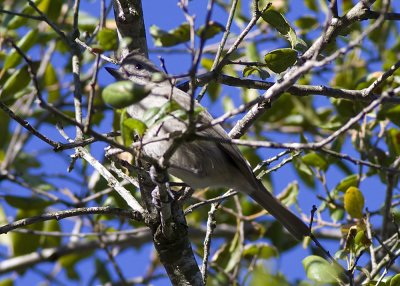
106,52 -> 310,240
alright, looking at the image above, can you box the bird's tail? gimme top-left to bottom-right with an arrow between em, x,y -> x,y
249,183 -> 310,240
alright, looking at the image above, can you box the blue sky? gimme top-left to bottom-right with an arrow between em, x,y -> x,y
2,0 -> 398,285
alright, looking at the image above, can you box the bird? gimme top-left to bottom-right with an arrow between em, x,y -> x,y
105,52 -> 311,240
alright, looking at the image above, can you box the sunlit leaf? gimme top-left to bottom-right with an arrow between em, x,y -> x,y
293,156 -> 316,188
196,21 -> 225,40
344,186 -> 364,219
207,81 -> 221,102
59,251 -> 93,280
279,181 -> 299,206
1,65 -> 31,99
264,48 -> 297,73
387,129 -> 400,156
304,0 -> 318,11
0,206 -> 12,247
102,81 -> 151,109
5,195 -> 53,210
302,255 -> 345,283
390,274 -> 400,286
250,264 -> 290,286
301,152 -> 328,171
295,16 -> 318,32
3,29 -> 39,70
336,174 -> 359,192
242,66 -> 270,80
12,209 -> 44,257
6,0 -> 47,29
381,105 -> 400,127
354,230 -> 371,248
150,24 -> 190,47
43,63 -> 60,103
261,9 -> 306,50
77,11 -> 98,33
243,243 -> 278,260
40,220 -> 61,248
97,28 -> 118,51
246,42 -> 260,62
0,278 -> 13,286
121,117 -> 147,146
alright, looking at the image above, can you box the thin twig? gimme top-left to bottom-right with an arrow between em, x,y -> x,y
0,207 -> 143,234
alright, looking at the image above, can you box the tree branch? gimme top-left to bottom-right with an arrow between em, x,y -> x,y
0,207 -> 143,235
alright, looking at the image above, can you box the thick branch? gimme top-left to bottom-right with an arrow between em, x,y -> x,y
111,0 -> 148,57
217,75 -> 400,103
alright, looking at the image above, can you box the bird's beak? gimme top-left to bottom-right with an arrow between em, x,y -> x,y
105,67 -> 125,80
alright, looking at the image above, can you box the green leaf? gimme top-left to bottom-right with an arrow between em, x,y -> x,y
0,205 -> 12,247
121,117 -> 147,146
40,220 -> 61,248
225,232 -> 242,272
381,105 -> 400,127
344,186 -> 364,219
1,65 -> 31,99
4,29 -> 39,70
150,24 -> 190,47
102,194 -> 128,209
387,128 -> 400,156
211,243 -> 231,271
96,28 -> 118,51
336,174 -> 359,192
259,93 -> 294,122
302,255 -> 344,283
246,42 -> 260,62
77,11 -> 98,33
242,66 -> 270,80
12,209 -> 44,257
43,0 -> 63,22
295,16 -> 318,32
279,181 -> 299,206
261,9 -> 291,36
196,21 -> 225,40
330,208 -> 344,223
6,0 -> 44,29
264,48 -> 297,73
390,274 -> 400,286
0,278 -> 13,286
207,81 -> 221,102
5,195 -> 54,210
293,156 -> 315,188
304,0 -> 318,11
243,243 -> 278,260
363,281 -> 387,286
145,100 -> 184,127
95,258 -> 112,284
222,96 -> 234,113
354,230 -> 371,248
250,265 -> 290,286
301,152 -> 328,171
143,107 -> 161,124
59,251 -> 93,280
41,63 -> 60,103
0,109 -> 10,148
102,81 -> 151,109
201,57 -> 214,71
265,221 -> 299,251
261,9 -> 306,50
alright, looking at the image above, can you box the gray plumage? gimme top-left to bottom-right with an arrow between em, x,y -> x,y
106,52 -> 310,240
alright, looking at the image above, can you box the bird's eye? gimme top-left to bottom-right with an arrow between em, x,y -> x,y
135,63 -> 143,70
